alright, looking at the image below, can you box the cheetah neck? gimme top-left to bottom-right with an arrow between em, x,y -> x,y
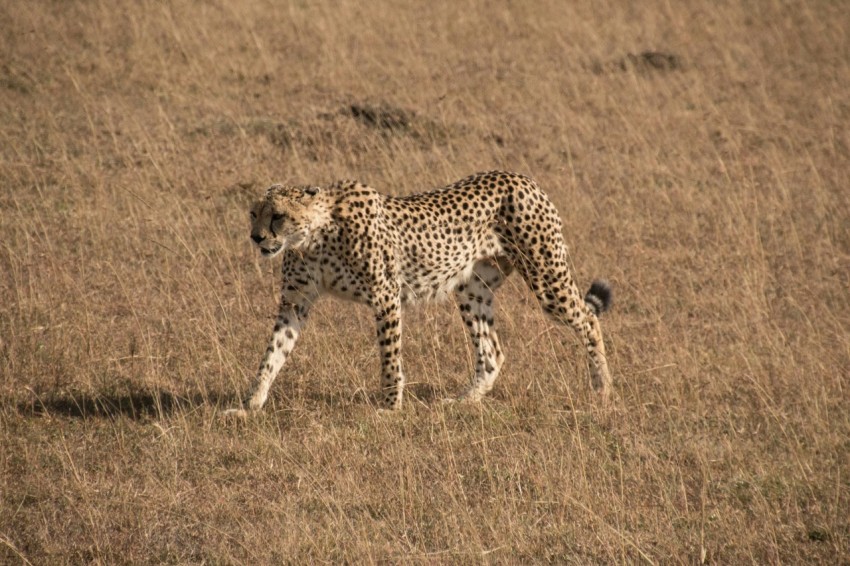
297,190 -> 337,251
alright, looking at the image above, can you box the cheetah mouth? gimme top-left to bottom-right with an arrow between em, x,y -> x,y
260,246 -> 281,257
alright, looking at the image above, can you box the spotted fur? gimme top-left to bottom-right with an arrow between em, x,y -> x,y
230,171 -> 612,413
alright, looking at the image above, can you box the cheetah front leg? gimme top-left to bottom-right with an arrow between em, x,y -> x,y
373,292 -> 406,410
224,297 -> 312,416
223,252 -> 321,416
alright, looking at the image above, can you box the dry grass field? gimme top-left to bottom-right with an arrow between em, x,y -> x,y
2,0 -> 849,563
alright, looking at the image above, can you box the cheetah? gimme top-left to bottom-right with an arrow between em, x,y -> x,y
226,171 -> 612,415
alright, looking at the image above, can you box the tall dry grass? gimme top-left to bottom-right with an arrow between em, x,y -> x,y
1,0 -> 848,563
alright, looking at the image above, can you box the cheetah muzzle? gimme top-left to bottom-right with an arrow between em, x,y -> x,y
226,171 -> 613,415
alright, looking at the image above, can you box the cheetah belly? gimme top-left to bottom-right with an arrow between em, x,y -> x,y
399,261 -> 477,303
398,235 -> 504,304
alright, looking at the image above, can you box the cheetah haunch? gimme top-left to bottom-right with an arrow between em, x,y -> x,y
229,171 -> 612,414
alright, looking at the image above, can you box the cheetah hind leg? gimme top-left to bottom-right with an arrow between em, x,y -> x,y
533,271 -> 613,401
454,258 -> 511,402
504,232 -> 613,401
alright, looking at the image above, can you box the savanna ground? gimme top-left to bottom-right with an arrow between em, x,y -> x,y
1,0 -> 849,563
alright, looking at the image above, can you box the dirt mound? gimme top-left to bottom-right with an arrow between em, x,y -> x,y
590,50 -> 682,74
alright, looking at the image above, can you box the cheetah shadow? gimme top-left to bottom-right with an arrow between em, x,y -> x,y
16,388 -> 227,420
16,381 -> 461,420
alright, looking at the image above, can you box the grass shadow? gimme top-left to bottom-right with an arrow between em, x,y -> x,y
269,381 -> 447,410
406,382 -> 445,404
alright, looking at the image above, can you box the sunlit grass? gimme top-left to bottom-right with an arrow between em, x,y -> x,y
1,0 -> 848,563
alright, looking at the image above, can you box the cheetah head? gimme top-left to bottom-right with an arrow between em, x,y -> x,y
249,184 -> 326,257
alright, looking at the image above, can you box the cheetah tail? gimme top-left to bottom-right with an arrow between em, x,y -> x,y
584,280 -> 613,316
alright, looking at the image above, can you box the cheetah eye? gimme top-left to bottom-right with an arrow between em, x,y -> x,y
271,213 -> 285,222
250,211 -> 257,219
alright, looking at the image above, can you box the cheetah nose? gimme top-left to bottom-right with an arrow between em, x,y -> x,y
251,234 -> 264,244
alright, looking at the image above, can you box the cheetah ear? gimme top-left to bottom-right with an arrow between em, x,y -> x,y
265,184 -> 283,199
303,185 -> 321,196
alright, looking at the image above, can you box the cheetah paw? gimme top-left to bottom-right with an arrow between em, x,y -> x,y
221,407 -> 250,419
445,390 -> 484,404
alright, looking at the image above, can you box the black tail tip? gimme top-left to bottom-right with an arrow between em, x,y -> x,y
585,279 -> 613,316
